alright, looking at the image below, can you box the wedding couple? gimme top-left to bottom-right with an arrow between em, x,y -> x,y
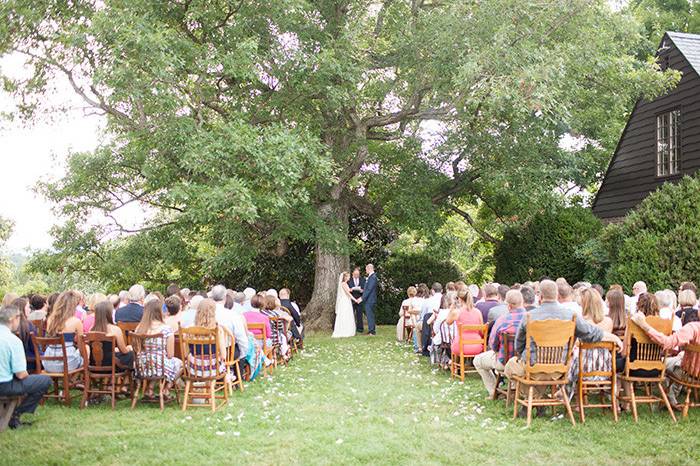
332,264 -> 377,338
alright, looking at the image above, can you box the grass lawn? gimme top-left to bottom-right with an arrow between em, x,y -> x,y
2,325 -> 697,465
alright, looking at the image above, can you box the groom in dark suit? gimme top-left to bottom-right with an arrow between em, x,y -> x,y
360,264 -> 378,336
347,267 -> 366,333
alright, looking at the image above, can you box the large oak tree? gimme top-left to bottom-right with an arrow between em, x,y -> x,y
1,0 -> 676,329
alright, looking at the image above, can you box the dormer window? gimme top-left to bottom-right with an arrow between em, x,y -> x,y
656,109 -> 681,177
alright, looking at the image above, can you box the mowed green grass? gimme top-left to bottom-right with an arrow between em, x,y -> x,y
2,325 -> 698,465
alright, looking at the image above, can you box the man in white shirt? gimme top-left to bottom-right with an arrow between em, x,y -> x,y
627,281 -> 647,313
180,295 -> 203,328
211,285 -> 249,358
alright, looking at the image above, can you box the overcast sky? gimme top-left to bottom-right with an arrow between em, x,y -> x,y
0,53 -> 104,253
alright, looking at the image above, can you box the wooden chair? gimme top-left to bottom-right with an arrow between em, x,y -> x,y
269,316 -> 290,366
0,396 -> 22,432
668,343 -> 700,418
619,317 -> 676,422
80,332 -> 131,409
117,322 -> 139,346
280,306 -> 302,355
224,332 -> 245,393
493,332 -> 517,406
32,334 -> 83,406
249,322 -> 274,377
450,323 -> 488,381
130,332 -> 178,411
512,316 -> 577,428
30,319 -> 45,337
179,326 -> 229,412
576,341 -> 618,422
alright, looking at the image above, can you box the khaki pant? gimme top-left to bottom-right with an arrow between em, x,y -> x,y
473,350 -> 505,397
504,357 -> 563,398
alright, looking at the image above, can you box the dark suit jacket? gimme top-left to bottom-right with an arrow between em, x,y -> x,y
115,302 -> 144,323
347,276 -> 365,300
361,273 -> 378,305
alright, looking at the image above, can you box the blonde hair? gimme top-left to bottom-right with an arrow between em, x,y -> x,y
47,290 -> 81,336
2,293 -> 19,307
195,298 -> 217,329
407,286 -> 417,298
456,285 -> 474,311
86,293 -> 107,312
679,289 -> 697,308
581,288 -> 604,324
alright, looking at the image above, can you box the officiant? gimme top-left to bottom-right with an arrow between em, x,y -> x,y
347,267 -> 365,333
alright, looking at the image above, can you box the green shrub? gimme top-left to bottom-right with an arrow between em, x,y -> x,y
375,251 -> 463,324
494,207 -> 602,285
602,175 -> 700,293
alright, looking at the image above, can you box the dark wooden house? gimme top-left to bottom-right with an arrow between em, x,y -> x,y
592,31 -> 700,221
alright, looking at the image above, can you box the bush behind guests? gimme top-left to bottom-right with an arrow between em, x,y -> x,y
585,174 -> 700,293
376,252 -> 462,325
494,206 -> 601,285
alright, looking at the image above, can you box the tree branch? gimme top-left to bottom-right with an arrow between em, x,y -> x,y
447,204 -> 497,243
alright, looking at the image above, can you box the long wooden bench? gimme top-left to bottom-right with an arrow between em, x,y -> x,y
0,396 -> 23,432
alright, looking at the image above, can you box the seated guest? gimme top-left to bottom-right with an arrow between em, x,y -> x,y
46,292 -> 59,319
631,310 -> 700,409
187,298 -> 228,378
487,285 -> 510,324
418,282 -> 443,356
449,286 -> 485,362
279,288 -> 303,341
28,295 -> 47,321
607,288 -> 627,338
134,299 -> 182,400
43,291 -> 85,373
677,289 -> 699,325
163,296 -> 183,331
244,295 -> 272,347
475,283 -> 499,323
261,296 -> 293,360
242,288 -> 256,311
90,300 -> 135,369
474,289 -> 526,396
180,295 -> 204,328
678,281 -> 698,310
505,280 -> 621,412
0,305 -> 52,429
520,286 -> 537,311
232,292 -> 245,313
11,298 -> 37,372
656,289 -> 682,332
568,288 -> 614,392
211,285 -> 249,363
396,286 -> 418,342
117,290 -> 129,308
617,292 -> 662,382
166,283 -> 180,298
82,293 -> 107,333
558,282 -> 582,315
2,292 -> 19,307
430,293 -> 457,368
115,284 -> 146,323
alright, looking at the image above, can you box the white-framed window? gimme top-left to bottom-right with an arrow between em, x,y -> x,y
656,109 -> 680,177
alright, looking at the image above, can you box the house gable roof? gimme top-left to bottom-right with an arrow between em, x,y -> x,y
666,32 -> 700,76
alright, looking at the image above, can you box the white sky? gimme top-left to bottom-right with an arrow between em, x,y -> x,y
0,53 -> 104,253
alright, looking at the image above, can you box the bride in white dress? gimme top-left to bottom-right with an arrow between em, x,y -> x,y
332,271 -> 357,338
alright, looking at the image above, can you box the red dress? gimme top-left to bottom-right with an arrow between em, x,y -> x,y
451,308 -> 484,356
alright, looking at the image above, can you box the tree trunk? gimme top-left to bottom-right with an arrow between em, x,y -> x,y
304,200 -> 350,332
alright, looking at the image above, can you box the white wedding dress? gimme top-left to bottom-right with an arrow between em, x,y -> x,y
332,274 -> 356,338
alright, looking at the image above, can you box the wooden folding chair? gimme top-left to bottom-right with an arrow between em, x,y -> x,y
619,317 -> 676,422
493,332 -> 517,406
130,332 -> 178,411
577,341 -> 618,422
668,343 -> 700,418
30,319 -> 45,337
280,306 -> 302,355
451,324 -> 488,381
117,322 -> 139,346
32,334 -> 83,406
180,326 -> 229,412
0,396 -> 22,432
249,322 -> 274,377
269,316 -> 290,366
224,333 -> 245,393
512,316 -> 577,427
80,332 -> 131,409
